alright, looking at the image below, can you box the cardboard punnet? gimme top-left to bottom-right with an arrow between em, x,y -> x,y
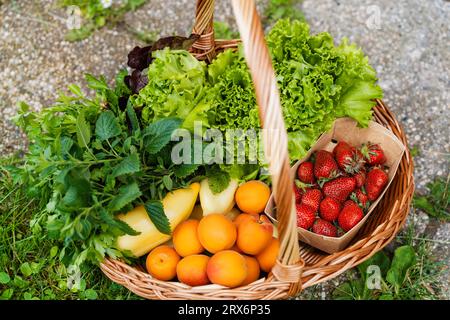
264,118 -> 406,254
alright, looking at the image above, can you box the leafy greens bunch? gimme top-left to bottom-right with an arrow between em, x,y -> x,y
13,73 -> 202,267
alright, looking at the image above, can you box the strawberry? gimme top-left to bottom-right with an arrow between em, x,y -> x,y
338,200 -> 364,232
312,219 -> 337,237
319,197 -> 341,222
353,170 -> 366,188
300,188 -> 323,212
296,204 -> 316,229
297,161 -> 316,184
313,150 -> 339,180
335,145 -> 365,174
333,141 -> 352,157
361,142 -> 386,166
351,188 -> 370,210
322,177 -> 356,202
365,167 -> 388,201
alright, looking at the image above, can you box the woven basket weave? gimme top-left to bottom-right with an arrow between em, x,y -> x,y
100,0 -> 415,300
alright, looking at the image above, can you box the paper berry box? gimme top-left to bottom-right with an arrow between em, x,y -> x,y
265,117 -> 406,254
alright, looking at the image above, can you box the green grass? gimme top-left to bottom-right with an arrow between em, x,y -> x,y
413,175 -> 450,221
331,208 -> 445,300
0,157 -> 139,300
60,0 -> 147,41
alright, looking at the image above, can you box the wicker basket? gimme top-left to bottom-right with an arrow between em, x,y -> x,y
100,0 -> 414,300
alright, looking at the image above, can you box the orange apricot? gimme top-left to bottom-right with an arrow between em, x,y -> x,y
145,245 -> 180,281
233,212 -> 259,228
176,254 -> 210,286
206,250 -> 247,288
235,181 -> 271,214
256,237 -> 280,273
236,215 -> 273,255
241,255 -> 261,286
173,219 -> 204,257
197,214 -> 237,253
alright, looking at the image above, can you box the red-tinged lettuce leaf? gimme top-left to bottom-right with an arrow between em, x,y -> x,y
127,34 -> 200,71
127,45 -> 152,71
125,69 -> 148,94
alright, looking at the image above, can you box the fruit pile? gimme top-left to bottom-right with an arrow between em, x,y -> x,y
295,140 -> 389,237
145,181 -> 279,288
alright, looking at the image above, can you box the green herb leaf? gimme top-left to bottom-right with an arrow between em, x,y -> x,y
108,182 -> 142,212
86,74 -> 109,91
174,164 -> 199,178
61,176 -> 92,208
162,175 -> 173,190
99,209 -> 140,236
143,118 -> 182,154
68,84 -> 83,97
112,153 -> 140,178
206,165 -> 230,194
144,200 -> 171,235
76,112 -> 91,148
95,111 -> 121,141
126,103 -> 140,132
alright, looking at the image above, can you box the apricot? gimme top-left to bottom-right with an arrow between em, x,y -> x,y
233,212 -> 259,228
173,219 -> 204,257
146,245 -> 180,281
197,214 -> 237,253
235,180 -> 271,214
241,255 -> 261,286
176,254 -> 210,286
256,237 -> 280,273
236,215 -> 273,255
206,250 -> 247,288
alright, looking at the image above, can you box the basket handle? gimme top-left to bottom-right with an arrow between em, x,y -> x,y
192,0 -> 216,61
193,0 -> 304,294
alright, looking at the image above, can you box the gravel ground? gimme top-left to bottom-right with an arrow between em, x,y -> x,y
0,0 -> 449,299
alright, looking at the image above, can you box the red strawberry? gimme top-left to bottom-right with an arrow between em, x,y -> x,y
300,189 -> 323,212
333,141 -> 352,157
319,197 -> 341,222
365,167 -> 388,201
361,143 -> 386,166
335,145 -> 365,174
312,219 -> 337,237
297,161 -> 316,184
353,170 -> 366,188
296,204 -> 316,229
338,200 -> 364,232
322,177 -> 357,202
293,184 -> 303,203
314,150 -> 339,179
351,188 -> 370,210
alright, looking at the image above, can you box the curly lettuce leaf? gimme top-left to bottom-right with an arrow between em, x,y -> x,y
334,38 -> 383,127
132,49 -> 212,131
208,49 -> 260,131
